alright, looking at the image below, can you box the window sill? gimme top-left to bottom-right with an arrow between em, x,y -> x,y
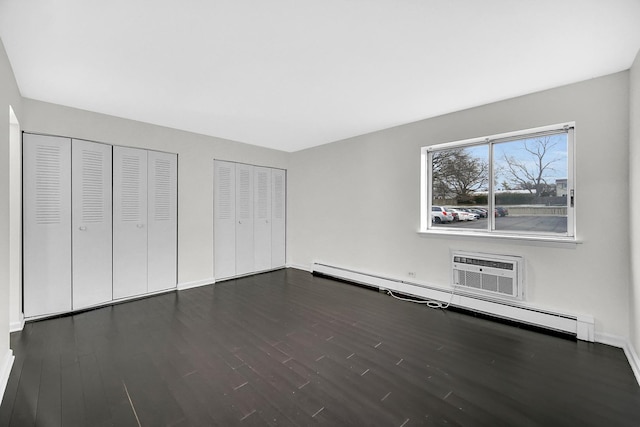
417,228 -> 581,246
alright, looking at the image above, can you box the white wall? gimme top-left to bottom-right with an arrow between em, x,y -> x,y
21,99 -> 289,287
0,38 -> 22,397
289,72 -> 631,338
630,50 -> 640,361
8,107 -> 20,331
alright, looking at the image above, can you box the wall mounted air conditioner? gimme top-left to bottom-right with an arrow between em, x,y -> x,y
452,251 -> 524,300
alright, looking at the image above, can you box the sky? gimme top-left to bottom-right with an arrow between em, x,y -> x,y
459,133 -> 568,191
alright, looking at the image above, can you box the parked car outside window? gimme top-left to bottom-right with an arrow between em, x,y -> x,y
447,208 -> 476,221
457,208 -> 480,220
469,208 -> 488,218
431,206 -> 454,223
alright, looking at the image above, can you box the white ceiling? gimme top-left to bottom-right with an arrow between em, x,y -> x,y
1,0 -> 640,152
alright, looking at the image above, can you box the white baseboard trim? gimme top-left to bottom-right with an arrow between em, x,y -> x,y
0,349 -> 15,403
312,262 -> 595,341
26,287 -> 177,322
177,277 -> 215,291
627,341 -> 640,386
595,331 -> 628,348
9,314 -> 24,333
595,332 -> 640,386
286,263 -> 312,272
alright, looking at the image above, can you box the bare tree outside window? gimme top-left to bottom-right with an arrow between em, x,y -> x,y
497,136 -> 565,198
493,133 -> 568,233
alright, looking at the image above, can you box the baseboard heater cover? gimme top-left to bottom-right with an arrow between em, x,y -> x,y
312,262 -> 594,342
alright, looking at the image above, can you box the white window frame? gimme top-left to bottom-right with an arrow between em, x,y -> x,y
420,123 -> 576,242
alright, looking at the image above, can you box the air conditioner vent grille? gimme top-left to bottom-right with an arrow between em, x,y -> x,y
452,251 -> 523,300
453,256 -> 513,270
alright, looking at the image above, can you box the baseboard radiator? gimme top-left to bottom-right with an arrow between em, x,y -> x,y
311,262 -> 594,342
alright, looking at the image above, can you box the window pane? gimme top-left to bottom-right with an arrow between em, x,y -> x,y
431,145 -> 489,230
493,133 -> 568,234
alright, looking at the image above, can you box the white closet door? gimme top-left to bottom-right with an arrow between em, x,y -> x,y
235,163 -> 254,276
23,134 -> 72,317
113,146 -> 148,299
254,167 -> 272,271
147,151 -> 178,292
271,168 -> 286,268
72,140 -> 113,309
214,160 -> 236,279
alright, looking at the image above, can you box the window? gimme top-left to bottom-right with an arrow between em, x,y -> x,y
421,123 -> 575,240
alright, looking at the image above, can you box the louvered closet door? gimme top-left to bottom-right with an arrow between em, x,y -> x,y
214,160 -> 236,279
72,140 -> 113,309
23,134 -> 72,317
254,167 -> 272,271
271,168 -> 286,268
147,151 -> 177,292
235,163 -> 254,276
113,146 -> 148,299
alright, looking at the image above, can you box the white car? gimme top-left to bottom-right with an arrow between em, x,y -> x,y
431,206 -> 454,223
448,208 -> 477,221
457,208 -> 480,220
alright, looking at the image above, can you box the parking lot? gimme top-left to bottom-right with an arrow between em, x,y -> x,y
433,215 -> 568,234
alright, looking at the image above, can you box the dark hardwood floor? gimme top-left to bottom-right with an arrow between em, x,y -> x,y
1,268 -> 639,426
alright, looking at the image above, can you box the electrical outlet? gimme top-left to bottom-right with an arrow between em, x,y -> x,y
408,272 -> 416,278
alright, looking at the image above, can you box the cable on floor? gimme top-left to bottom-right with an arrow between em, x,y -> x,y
387,286 -> 456,309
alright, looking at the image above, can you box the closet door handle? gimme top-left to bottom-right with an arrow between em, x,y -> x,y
78,226 -> 87,231
137,223 -> 144,228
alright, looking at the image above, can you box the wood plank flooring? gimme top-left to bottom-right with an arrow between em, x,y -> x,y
1,268 -> 639,426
